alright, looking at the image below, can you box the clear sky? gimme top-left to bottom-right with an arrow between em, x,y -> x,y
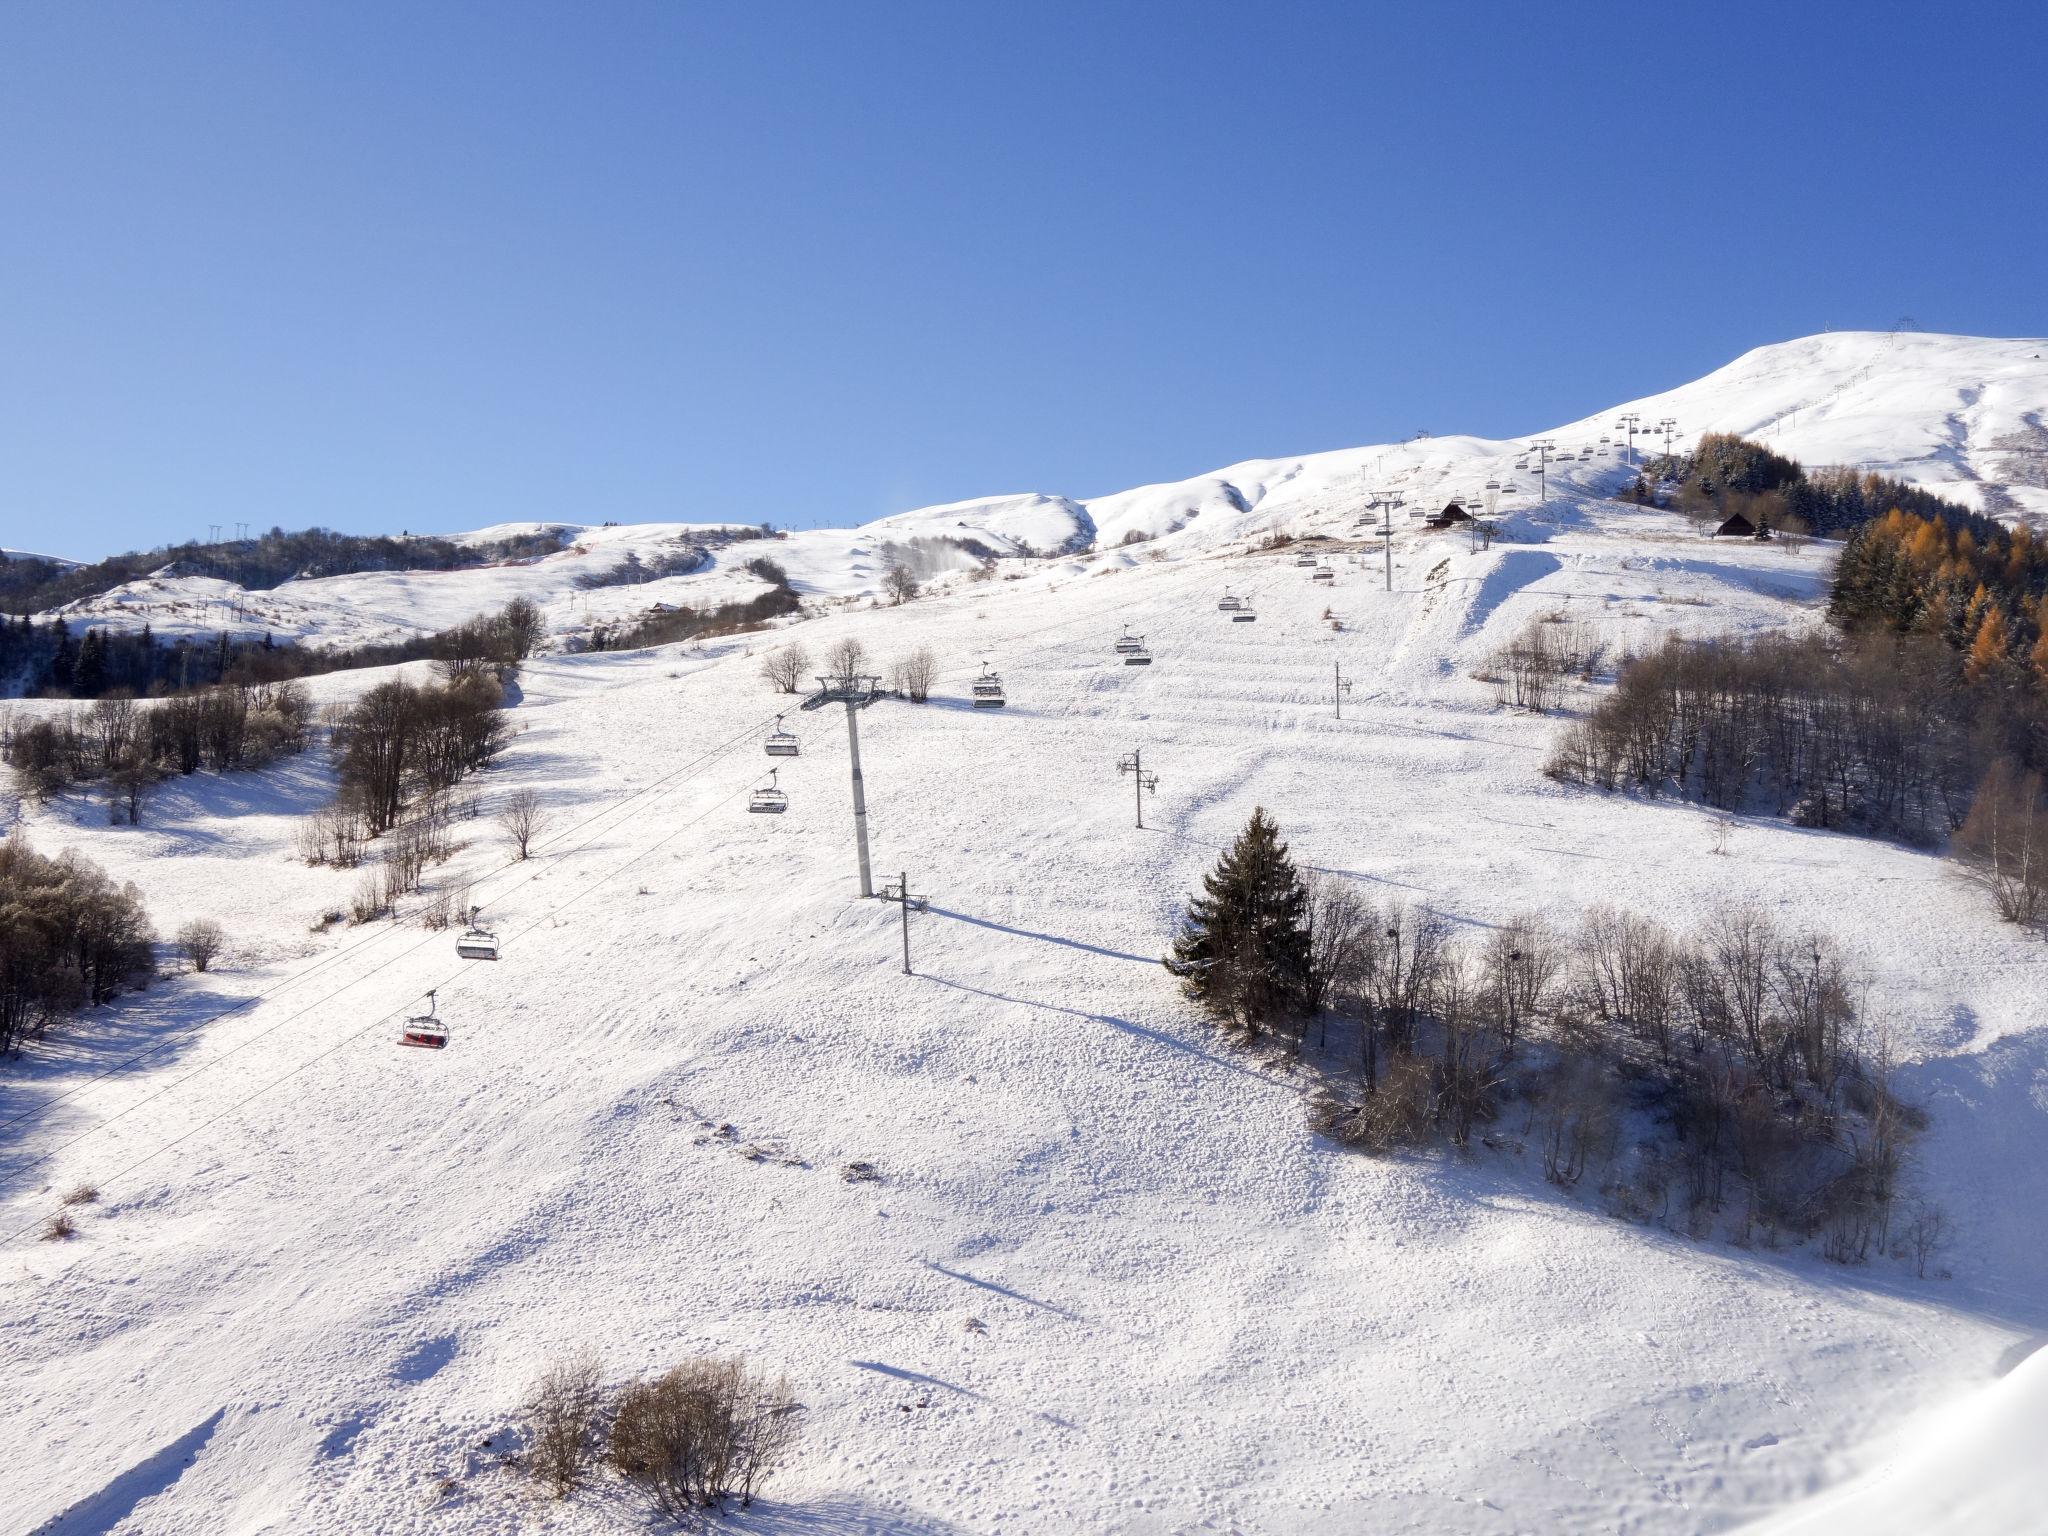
3,1 -> 2043,560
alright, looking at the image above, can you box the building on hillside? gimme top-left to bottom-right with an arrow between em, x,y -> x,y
1714,511 -> 1761,538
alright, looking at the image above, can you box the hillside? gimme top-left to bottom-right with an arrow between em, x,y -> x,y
6,434 -> 2047,1532
31,332 -> 2048,662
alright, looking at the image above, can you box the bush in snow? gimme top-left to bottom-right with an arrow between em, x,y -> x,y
176,918 -> 226,973
608,1355 -> 803,1516
524,1350 -> 603,1497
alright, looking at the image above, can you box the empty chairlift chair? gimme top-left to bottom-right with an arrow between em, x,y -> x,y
1217,589 -> 1243,612
764,715 -> 799,757
398,990 -> 448,1050
750,768 -> 789,814
1121,633 -> 1153,665
1294,552 -> 1317,567
456,922 -> 499,961
972,664 -> 1007,708
1312,564 -> 1334,584
1232,597 -> 1258,622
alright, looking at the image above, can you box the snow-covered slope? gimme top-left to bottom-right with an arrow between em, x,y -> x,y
1560,330 -> 2048,522
36,333 -> 2047,656
6,474 -> 2046,1531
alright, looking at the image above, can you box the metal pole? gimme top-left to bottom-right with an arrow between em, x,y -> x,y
900,871 -> 911,973
1335,660 -> 1342,719
1382,497 -> 1393,591
1134,748 -> 1144,829
845,699 -> 874,897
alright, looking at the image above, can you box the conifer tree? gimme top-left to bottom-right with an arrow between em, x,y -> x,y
73,627 -> 108,696
1165,806 -> 1312,1034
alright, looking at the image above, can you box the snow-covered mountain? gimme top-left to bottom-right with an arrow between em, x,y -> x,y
5,334 -> 2048,1533
37,331 -> 2048,652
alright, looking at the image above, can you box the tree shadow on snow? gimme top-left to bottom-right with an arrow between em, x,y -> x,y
922,905 -> 1154,964
920,975 -> 1276,1086
0,983 -> 247,1166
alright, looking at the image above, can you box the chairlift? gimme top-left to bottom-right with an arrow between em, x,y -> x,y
1217,590 -> 1243,611
1312,565 -> 1334,583
1294,552 -> 1317,567
455,917 -> 499,961
972,663 -> 1007,708
399,990 -> 448,1050
1231,598 -> 1258,622
764,714 -> 799,757
749,768 -> 789,814
1484,479 -> 1501,490
1123,638 -> 1153,666
1114,626 -> 1144,654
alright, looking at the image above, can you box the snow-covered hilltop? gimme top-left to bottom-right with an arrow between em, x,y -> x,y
34,331 -> 2048,653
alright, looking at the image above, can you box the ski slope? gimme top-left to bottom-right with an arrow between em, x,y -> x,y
6,480 -> 2046,1532
35,332 -> 2048,655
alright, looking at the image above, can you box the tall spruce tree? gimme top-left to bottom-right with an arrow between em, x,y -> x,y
1165,806 -> 1312,1034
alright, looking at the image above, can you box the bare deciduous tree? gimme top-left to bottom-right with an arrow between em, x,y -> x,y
176,918 -> 226,973
498,787 -> 548,860
824,635 -> 869,680
882,561 -> 920,605
759,641 -> 810,695
890,647 -> 938,703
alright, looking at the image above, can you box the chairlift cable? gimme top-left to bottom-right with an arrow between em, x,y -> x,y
0,711 -> 780,1146
1,772 -> 763,1248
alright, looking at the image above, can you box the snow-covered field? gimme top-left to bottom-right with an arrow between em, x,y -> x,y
6,446 -> 2048,1533
36,332 -> 2048,658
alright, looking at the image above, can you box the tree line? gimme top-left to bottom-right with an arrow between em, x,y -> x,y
1622,431 -> 2008,543
4,682 -> 317,822
1547,502 -> 2048,930
2,595 -> 548,701
1168,809 -> 1941,1267
0,525 -> 569,617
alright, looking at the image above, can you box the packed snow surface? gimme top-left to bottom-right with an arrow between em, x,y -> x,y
6,471 -> 2047,1532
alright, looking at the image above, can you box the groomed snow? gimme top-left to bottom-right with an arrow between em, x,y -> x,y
5,477 -> 2046,1531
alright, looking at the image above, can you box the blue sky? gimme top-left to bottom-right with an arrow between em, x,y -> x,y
3,1 -> 2043,560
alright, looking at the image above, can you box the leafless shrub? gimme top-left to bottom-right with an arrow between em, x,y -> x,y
63,1183 -> 98,1206
176,918 -> 226,973
41,1212 -> 75,1241
1956,759 -> 2046,927
525,1350 -> 603,1497
758,642 -> 810,694
421,891 -> 452,931
609,1356 -> 802,1515
348,870 -> 386,926
1487,616 -> 1596,710
498,787 -> 548,860
1533,1057 -> 1617,1186
1897,1197 -> 1951,1278
890,647 -> 938,704
1315,1049 -> 1434,1152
